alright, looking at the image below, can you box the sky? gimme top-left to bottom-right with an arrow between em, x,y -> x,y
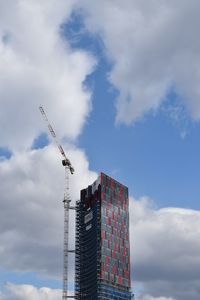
0,1 -> 200,300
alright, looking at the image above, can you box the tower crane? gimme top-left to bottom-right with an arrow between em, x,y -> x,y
39,106 -> 75,300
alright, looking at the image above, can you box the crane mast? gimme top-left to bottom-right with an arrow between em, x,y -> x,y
39,106 -> 75,300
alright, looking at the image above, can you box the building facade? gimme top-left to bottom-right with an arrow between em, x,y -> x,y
75,173 -> 132,299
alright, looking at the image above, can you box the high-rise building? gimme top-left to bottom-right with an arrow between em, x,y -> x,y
75,172 -> 132,299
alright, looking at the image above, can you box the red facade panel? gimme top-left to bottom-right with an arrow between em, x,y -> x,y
100,173 -> 131,289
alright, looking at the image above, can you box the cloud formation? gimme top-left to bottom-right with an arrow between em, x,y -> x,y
1,172 -> 200,300
77,0 -> 200,124
0,283 -> 173,300
1,2 -> 200,300
0,0 -> 97,291
0,283 -> 61,300
137,296 -> 174,300
0,0 -> 95,151
0,145 -> 97,278
130,197 -> 200,300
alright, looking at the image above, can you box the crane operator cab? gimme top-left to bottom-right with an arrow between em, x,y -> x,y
62,159 -> 75,174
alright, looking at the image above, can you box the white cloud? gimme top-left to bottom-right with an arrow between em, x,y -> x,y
0,0 -> 99,291
1,151 -> 200,300
1,3 -> 200,297
0,0 -> 95,151
0,144 -> 97,279
130,197 -> 200,300
77,0 -> 200,124
0,283 -> 61,300
0,283 -> 174,300
137,295 -> 174,300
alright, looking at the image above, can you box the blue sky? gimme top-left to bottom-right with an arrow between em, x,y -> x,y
79,63 -> 200,208
61,10 -> 200,210
66,13 -> 200,210
1,1 -> 200,300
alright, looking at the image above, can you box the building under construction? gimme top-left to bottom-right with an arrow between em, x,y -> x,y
75,173 -> 132,299
39,107 -> 132,299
